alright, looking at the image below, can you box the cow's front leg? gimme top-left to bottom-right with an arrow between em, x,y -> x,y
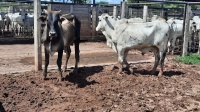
117,47 -> 128,75
63,46 -> 71,72
43,48 -> 49,80
57,49 -> 63,81
123,50 -> 133,74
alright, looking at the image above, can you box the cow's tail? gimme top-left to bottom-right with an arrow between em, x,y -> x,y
74,16 -> 81,63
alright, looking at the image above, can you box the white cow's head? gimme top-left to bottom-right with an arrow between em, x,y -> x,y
191,16 -> 200,33
96,13 -> 115,32
19,9 -> 28,22
96,13 -> 108,31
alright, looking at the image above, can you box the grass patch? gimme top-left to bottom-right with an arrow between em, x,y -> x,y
175,54 -> 200,65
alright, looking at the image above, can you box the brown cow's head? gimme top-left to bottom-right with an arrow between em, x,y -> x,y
38,9 -> 62,41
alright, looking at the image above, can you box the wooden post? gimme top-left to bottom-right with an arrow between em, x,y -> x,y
113,6 -> 117,19
143,5 -> 148,22
121,1 -> 126,19
48,4 -> 51,11
161,3 -> 164,18
70,5 -> 73,13
34,0 -> 42,71
8,6 -> 14,13
92,5 -> 97,37
129,8 -> 133,18
182,5 -> 191,56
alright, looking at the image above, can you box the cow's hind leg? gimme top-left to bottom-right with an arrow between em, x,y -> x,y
63,46 -> 71,72
158,51 -> 167,77
57,49 -> 63,81
43,48 -> 49,80
74,40 -> 80,74
151,47 -> 160,75
117,47 -> 130,75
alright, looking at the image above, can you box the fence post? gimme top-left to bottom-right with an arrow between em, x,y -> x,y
70,5 -> 73,13
129,8 -> 133,18
34,0 -> 42,71
121,1 -> 126,19
113,6 -> 117,19
92,5 -> 97,38
47,4 -> 51,10
182,5 -> 191,56
198,32 -> 200,54
143,5 -> 148,22
8,6 -> 14,13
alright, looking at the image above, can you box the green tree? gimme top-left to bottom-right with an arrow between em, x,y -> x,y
127,0 -> 140,3
96,1 -> 108,4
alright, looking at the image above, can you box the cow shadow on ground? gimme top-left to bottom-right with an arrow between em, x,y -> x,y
0,102 -> 6,112
133,69 -> 184,77
64,66 -> 103,88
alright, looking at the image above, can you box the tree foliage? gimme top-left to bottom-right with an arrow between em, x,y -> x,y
127,0 -> 139,3
96,1 -> 108,4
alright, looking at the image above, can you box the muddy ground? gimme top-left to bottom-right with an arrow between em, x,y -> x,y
0,42 -> 200,112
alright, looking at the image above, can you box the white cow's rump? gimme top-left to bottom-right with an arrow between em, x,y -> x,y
96,13 -> 170,76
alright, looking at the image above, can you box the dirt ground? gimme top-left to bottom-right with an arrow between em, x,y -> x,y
0,42 -> 200,112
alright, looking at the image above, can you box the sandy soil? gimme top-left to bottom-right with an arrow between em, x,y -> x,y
0,42 -> 200,112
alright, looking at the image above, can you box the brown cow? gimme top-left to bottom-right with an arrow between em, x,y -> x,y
38,9 -> 81,81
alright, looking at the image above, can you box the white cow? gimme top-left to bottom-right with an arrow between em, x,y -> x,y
191,16 -> 200,54
167,18 -> 197,54
0,12 -> 6,31
4,11 -> 30,36
96,13 -> 170,76
167,18 -> 184,53
101,17 -> 144,52
22,13 -> 34,35
0,15 -> 4,33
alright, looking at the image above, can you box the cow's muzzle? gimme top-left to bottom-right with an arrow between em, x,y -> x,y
49,31 -> 57,37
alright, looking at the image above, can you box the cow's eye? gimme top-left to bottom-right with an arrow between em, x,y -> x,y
99,19 -> 101,21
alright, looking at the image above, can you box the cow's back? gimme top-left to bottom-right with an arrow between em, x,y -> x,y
113,20 -> 169,49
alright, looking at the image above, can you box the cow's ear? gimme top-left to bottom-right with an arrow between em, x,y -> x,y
43,9 -> 48,14
38,16 -> 46,22
60,17 -> 65,22
57,10 -> 61,14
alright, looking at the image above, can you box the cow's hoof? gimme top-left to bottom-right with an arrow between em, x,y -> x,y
43,73 -> 47,80
117,71 -> 128,76
63,66 -> 67,72
150,71 -> 156,75
56,77 -> 63,82
128,68 -> 133,75
70,69 -> 78,75
158,72 -> 163,77
132,73 -> 139,77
